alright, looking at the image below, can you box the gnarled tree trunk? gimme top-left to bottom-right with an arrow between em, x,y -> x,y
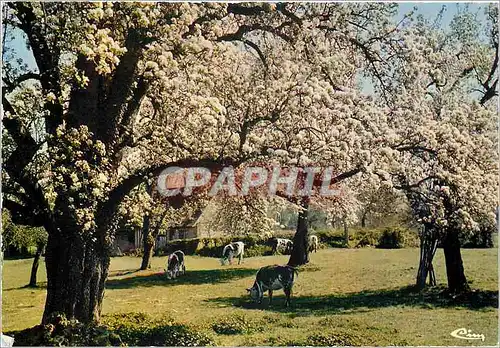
42,230 -> 110,324
442,230 -> 469,293
29,242 -> 45,287
288,197 -> 310,267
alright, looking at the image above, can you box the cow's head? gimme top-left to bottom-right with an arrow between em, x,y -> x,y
166,255 -> 179,279
246,284 -> 260,302
166,263 -> 180,279
221,248 -> 234,265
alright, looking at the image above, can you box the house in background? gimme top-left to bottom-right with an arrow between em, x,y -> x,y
113,202 -> 221,254
156,203 -> 220,250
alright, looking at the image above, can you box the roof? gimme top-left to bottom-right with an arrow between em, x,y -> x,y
168,209 -> 204,229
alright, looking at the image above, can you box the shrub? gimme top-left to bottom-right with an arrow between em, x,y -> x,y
315,229 -> 346,248
211,315 -> 263,335
9,313 -> 122,346
352,228 -> 381,248
122,248 -> 143,257
102,312 -> 214,346
244,244 -> 273,257
158,235 -> 275,258
10,312 -> 214,347
377,227 -> 419,249
303,330 -> 363,346
266,335 -> 295,346
461,228 -> 495,248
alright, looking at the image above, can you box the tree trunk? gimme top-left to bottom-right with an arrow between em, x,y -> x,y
42,232 -> 110,324
140,214 -> 152,270
343,217 -> 349,247
140,183 -> 154,270
288,197 -> 310,267
442,230 -> 469,293
361,212 -> 367,228
28,242 -> 45,287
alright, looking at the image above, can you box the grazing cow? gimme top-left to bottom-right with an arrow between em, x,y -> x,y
166,250 -> 185,279
247,265 -> 298,307
221,241 -> 244,265
270,238 -> 293,255
308,235 -> 319,253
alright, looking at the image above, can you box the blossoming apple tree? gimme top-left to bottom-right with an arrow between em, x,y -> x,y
370,6 -> 498,292
2,2 -> 403,323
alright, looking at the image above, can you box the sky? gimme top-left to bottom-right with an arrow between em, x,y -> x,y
4,2 -> 491,73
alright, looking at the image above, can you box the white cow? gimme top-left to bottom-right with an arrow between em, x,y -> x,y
270,238 -> 293,255
165,250 -> 186,279
308,235 -> 319,253
221,241 -> 244,265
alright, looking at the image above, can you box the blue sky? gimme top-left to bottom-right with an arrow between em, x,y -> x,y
398,2 -> 487,26
5,2 -> 490,73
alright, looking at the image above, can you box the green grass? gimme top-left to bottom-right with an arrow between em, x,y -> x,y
2,248 -> 498,346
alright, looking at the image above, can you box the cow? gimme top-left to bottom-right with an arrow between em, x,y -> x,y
308,235 -> 319,253
221,241 -> 244,265
246,265 -> 298,307
270,238 -> 293,255
165,250 -> 185,279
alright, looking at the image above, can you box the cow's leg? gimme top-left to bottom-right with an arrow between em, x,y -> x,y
257,283 -> 263,304
268,290 -> 273,305
238,254 -> 242,265
284,287 -> 292,307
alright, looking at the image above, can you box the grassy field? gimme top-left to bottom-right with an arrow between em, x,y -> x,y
2,248 -> 498,346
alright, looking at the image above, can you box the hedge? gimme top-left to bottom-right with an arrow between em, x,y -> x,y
315,227 -> 420,249
156,235 -> 275,258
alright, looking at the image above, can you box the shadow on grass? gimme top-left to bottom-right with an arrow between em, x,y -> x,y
3,282 -> 48,291
106,267 -> 258,289
206,285 -> 498,315
108,269 -> 140,277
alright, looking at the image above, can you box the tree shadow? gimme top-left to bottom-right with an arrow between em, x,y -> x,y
108,269 -> 140,277
3,282 -> 48,291
206,285 -> 498,316
106,267 -> 258,289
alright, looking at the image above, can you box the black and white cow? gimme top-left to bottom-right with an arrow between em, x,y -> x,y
308,235 -> 319,253
270,238 -> 293,255
247,265 -> 298,307
221,241 -> 244,265
166,250 -> 185,279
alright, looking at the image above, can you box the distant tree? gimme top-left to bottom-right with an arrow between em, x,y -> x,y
2,210 -> 48,286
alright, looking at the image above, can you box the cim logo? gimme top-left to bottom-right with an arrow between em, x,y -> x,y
450,328 -> 485,341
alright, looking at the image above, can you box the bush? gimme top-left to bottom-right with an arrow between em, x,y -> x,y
244,244 -> 273,257
461,228 -> 495,248
315,229 -> 346,248
377,227 -> 419,249
9,313 -> 122,346
103,312 -> 214,346
211,315 -> 263,335
10,312 -> 215,347
352,228 -> 381,248
157,235 -> 275,258
122,248 -> 143,257
303,330 -> 363,346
